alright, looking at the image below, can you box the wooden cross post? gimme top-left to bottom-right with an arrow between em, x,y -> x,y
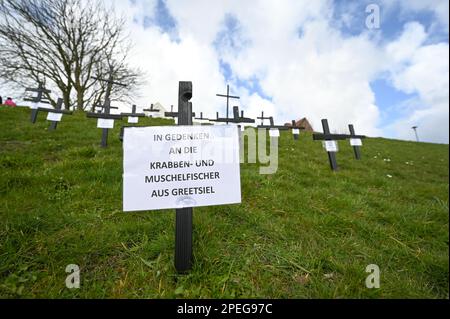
194,112 -> 214,125
312,119 -> 348,171
143,104 -> 160,118
24,83 -> 52,123
86,99 -> 123,147
216,85 -> 240,124
47,98 -> 73,131
211,106 -> 255,125
348,124 -> 366,160
165,105 -> 195,124
175,81 -> 194,273
211,106 -> 255,154
257,111 -> 288,128
92,67 -> 127,105
119,105 -> 147,141
121,105 -> 146,121
285,120 -> 305,141
87,69 -> 126,147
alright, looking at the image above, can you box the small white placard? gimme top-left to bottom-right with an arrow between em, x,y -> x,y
323,140 -> 339,152
269,129 -> 280,137
350,138 -> 363,146
30,102 -> 39,110
128,116 -> 139,124
97,118 -> 114,129
46,112 -> 63,122
292,129 -> 300,135
123,125 -> 242,212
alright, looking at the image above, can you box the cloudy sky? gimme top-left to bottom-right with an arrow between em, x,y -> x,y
42,1 -> 450,142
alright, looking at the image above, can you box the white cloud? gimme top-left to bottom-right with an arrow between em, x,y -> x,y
113,0 -> 447,143
3,0 -> 447,144
384,35 -> 449,143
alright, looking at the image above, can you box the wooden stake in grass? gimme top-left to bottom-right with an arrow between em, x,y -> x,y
313,119 -> 365,171
24,83 -> 52,123
286,120 -> 305,141
86,99 -> 123,147
216,84 -> 240,125
143,104 -> 160,118
348,124 -> 366,160
257,111 -> 291,143
313,119 -> 347,171
119,105 -> 147,141
46,98 -> 73,131
175,81 -> 194,273
87,68 -> 126,147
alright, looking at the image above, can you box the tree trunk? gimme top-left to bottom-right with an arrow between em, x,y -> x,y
77,89 -> 84,111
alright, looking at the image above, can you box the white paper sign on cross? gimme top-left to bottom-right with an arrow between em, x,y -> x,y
350,138 -> 363,146
292,129 -> 300,135
30,102 -> 39,110
46,112 -> 63,122
123,125 -> 242,212
97,118 -> 115,129
128,116 -> 139,124
323,140 -> 339,152
269,129 -> 280,137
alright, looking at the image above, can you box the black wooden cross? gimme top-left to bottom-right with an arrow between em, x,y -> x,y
164,105 -> 196,123
175,81 -> 194,273
24,83 -> 52,123
194,112 -> 214,125
92,67 -> 127,104
348,124 -> 366,160
257,111 -> 290,130
143,104 -> 160,117
313,119 -> 365,171
211,106 -> 255,124
45,98 -> 73,131
118,105 -> 147,142
86,99 -> 123,147
94,104 -> 119,114
121,105 -> 146,122
165,105 -> 177,119
194,112 -> 210,121
216,84 -> 240,124
285,120 -> 306,141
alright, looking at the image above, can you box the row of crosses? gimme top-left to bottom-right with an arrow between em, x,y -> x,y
24,83 -> 73,130
24,80 -> 368,170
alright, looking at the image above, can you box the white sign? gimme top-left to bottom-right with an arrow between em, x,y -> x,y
128,116 -> 139,124
97,118 -> 114,129
292,129 -> 300,135
269,129 -> 280,137
350,138 -> 363,146
123,125 -> 242,212
323,140 -> 339,152
47,112 -> 63,122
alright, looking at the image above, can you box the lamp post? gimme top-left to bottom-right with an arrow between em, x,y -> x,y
412,126 -> 419,142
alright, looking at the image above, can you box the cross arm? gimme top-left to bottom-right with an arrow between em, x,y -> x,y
216,94 -> 240,99
312,133 -> 365,141
86,112 -> 123,120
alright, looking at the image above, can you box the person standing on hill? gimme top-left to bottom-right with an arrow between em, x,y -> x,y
4,97 -> 16,107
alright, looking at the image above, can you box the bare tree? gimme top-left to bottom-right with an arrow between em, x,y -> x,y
0,0 -> 144,110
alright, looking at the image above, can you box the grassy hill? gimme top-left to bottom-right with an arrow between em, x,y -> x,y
0,106 -> 448,299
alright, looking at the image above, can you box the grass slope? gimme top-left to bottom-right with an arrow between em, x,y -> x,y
0,106 -> 448,299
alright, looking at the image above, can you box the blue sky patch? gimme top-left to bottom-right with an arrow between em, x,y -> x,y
142,0 -> 179,42
371,78 -> 419,125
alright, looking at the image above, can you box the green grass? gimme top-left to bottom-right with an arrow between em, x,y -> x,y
0,106 -> 448,299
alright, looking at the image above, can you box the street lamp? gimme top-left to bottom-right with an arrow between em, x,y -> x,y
412,126 -> 419,142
